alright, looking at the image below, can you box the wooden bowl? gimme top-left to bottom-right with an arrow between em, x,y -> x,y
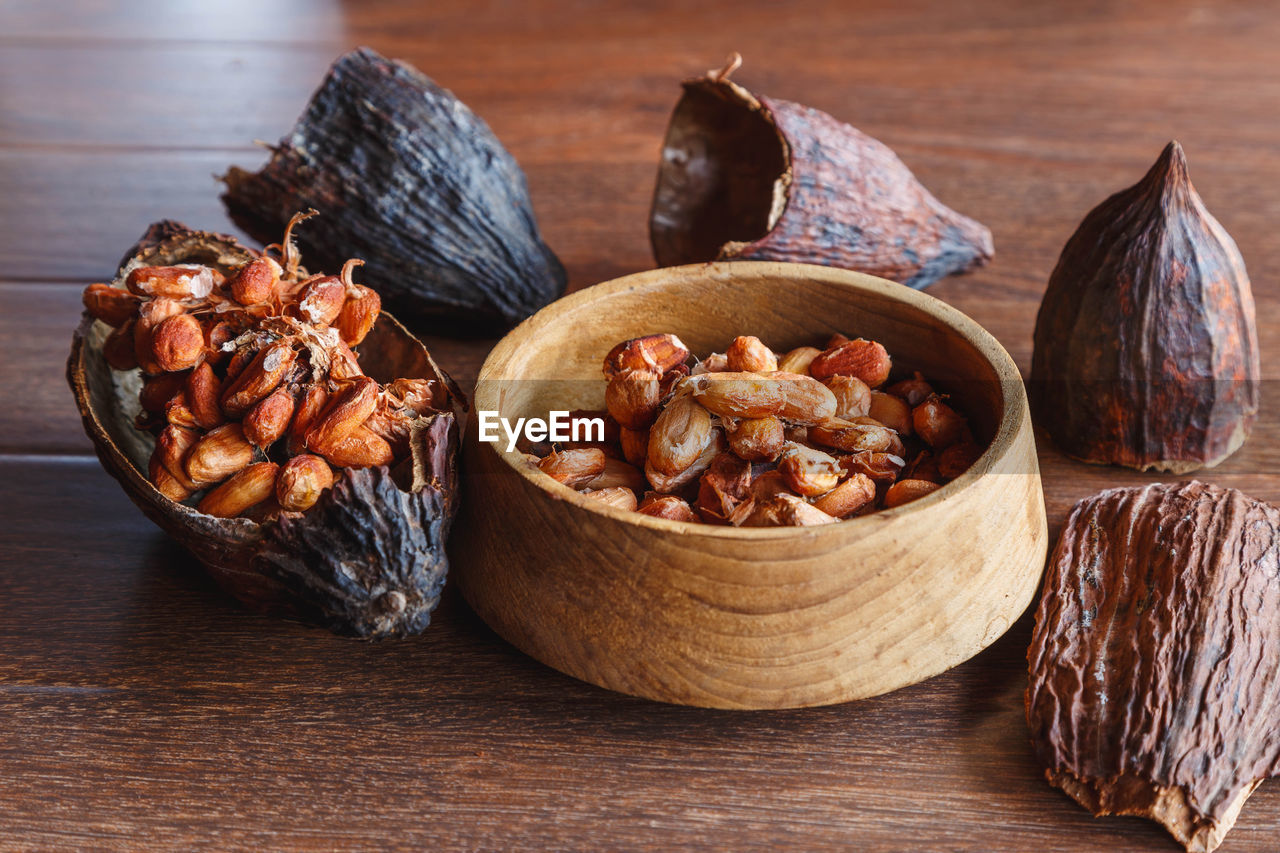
452,262 -> 1047,709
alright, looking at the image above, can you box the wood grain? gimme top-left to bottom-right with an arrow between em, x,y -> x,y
0,43 -> 341,149
0,149 -> 650,287
0,0 -> 347,43
0,459 -> 1261,851
5,0 -> 1280,848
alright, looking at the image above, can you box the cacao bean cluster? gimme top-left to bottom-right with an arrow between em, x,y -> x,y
527,332 -> 984,525
82,213 -> 448,519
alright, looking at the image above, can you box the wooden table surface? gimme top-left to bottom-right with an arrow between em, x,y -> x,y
4,0 -> 1280,849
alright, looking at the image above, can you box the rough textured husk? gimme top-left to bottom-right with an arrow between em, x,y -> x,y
1027,481 -> 1280,852
650,71 -> 993,289
68,223 -> 461,638
1030,142 -> 1259,472
221,46 -> 566,333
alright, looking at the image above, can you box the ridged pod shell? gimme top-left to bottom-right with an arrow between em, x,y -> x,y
68,222 -> 461,638
221,47 -> 566,333
1030,142 -> 1259,472
650,57 -> 993,289
1027,482 -> 1280,852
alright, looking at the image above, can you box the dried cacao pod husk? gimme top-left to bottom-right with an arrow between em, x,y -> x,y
1030,142 -> 1259,472
650,54 -> 993,289
68,222 -> 462,638
221,47 -> 566,333
1027,481 -> 1280,852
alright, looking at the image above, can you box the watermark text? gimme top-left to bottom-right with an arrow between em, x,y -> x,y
477,410 -> 605,452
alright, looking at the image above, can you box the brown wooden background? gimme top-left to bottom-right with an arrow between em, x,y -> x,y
3,0 -> 1279,849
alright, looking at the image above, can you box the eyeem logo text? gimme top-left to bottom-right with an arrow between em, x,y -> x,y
476,410 -> 605,452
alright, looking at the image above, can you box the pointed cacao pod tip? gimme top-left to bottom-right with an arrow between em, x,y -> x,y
1029,482 -> 1280,853
1030,142 -> 1259,473
220,47 -> 566,335
1157,139 -> 1188,180
649,56 -> 994,290
1133,140 -> 1196,206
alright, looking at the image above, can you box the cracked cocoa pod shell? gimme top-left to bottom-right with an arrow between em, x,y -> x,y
650,55 -> 993,289
68,222 -> 461,638
1027,481 -> 1280,852
221,47 -> 566,333
1030,142 -> 1260,472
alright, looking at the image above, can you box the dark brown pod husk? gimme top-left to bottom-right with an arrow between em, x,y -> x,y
1030,142 -> 1260,472
221,47 -> 566,333
650,54 -> 993,289
1027,481 -> 1280,852
68,222 -> 461,638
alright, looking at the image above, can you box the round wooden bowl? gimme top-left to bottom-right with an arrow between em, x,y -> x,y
452,261 -> 1047,709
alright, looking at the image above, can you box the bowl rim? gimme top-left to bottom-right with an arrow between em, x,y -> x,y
473,260 -> 1028,539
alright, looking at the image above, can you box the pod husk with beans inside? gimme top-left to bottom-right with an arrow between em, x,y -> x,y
1027,481 -> 1280,852
650,55 -> 993,290
221,47 -> 566,333
67,222 -> 461,638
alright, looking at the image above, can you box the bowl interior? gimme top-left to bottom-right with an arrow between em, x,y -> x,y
479,263 -> 1007,455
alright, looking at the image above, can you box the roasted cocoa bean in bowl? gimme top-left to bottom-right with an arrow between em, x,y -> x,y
452,261 -> 1047,709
